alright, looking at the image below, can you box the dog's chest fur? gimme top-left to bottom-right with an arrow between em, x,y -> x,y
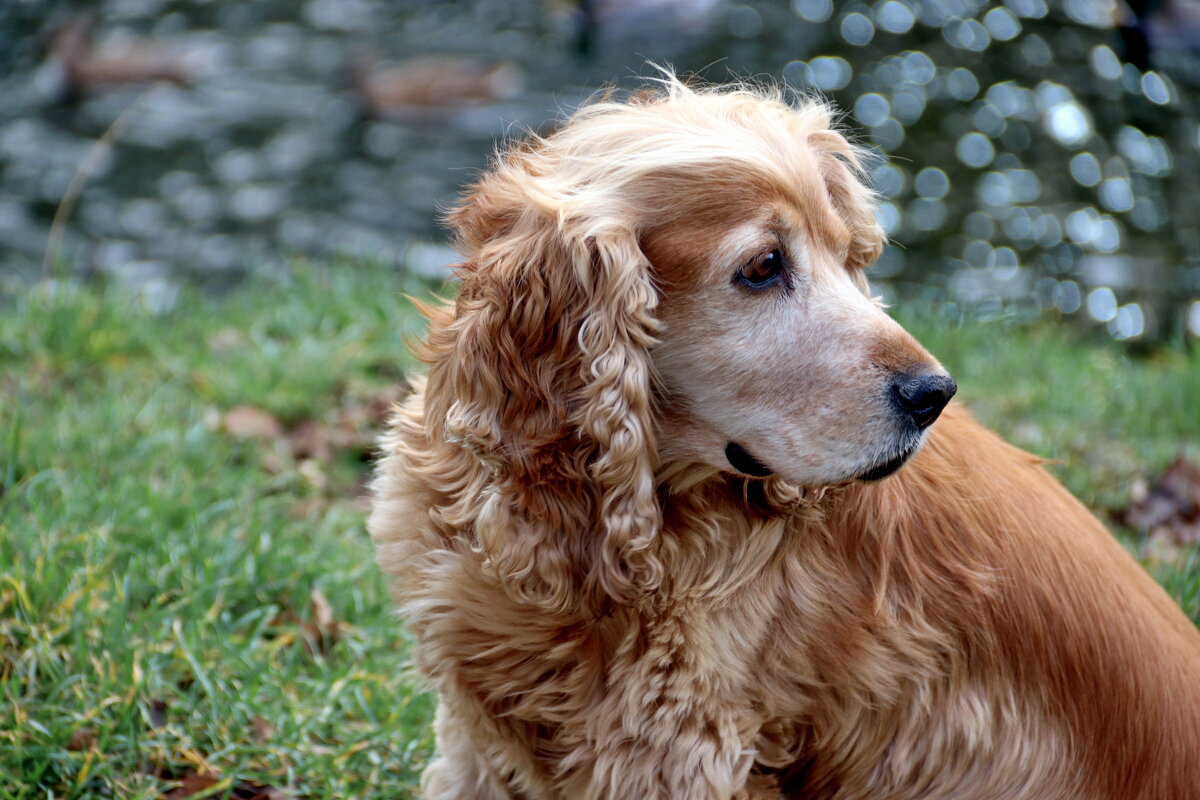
377,420 -> 1075,799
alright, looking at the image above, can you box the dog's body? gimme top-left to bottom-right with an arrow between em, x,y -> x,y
370,79 -> 1200,799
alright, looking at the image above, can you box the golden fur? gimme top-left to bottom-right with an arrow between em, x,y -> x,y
369,77 -> 1200,799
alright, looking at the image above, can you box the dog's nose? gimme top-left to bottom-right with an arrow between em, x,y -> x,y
892,371 -> 957,429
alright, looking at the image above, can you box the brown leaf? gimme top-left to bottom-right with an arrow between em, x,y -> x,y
287,419 -> 334,463
223,406 -> 283,440
311,587 -> 335,630
164,771 -> 218,800
149,698 -> 169,729
1161,456 -> 1200,507
302,587 -> 341,655
1122,455 -> 1200,546
327,383 -> 412,457
160,771 -> 293,800
250,715 -> 274,745
66,726 -> 96,751
344,383 -> 410,429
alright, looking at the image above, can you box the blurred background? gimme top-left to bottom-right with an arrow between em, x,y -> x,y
1,0 -> 1198,342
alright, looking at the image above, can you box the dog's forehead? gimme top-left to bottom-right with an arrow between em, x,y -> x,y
640,194 -> 766,284
639,178 -> 851,289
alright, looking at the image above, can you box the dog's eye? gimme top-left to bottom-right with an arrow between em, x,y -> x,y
737,248 -> 786,290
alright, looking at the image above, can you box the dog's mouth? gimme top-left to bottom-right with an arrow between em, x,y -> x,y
726,437 -> 923,483
853,442 -> 921,482
725,442 -> 773,477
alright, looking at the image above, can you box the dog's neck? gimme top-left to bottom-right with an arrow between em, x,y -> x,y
652,460 -> 995,616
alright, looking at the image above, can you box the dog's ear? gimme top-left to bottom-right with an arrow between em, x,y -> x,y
423,160 -> 662,613
808,129 -> 885,272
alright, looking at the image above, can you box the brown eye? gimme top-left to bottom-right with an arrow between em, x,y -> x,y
737,248 -> 786,289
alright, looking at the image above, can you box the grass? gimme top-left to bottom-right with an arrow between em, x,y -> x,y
1,261 -> 1197,797
0,263 -> 439,798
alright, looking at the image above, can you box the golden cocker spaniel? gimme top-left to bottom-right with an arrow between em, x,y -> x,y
369,77 -> 1200,799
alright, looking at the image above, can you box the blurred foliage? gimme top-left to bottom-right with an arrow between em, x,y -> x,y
678,0 -> 1200,342
0,0 -> 1197,342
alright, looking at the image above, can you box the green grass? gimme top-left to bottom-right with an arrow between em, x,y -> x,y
1,262 -> 1197,797
903,307 -> 1200,511
0,264 -> 440,798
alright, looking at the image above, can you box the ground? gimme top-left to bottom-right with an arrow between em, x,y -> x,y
1,262 -> 1197,798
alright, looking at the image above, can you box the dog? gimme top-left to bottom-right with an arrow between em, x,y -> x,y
369,77 -> 1200,799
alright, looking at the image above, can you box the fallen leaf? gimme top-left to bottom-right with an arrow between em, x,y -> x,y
1122,455 -> 1200,546
250,716 -> 274,745
149,698 -> 169,729
302,587 -> 341,655
286,419 -> 334,463
1161,457 -> 1200,506
161,771 -> 289,800
67,727 -> 96,751
342,383 -> 410,432
164,771 -> 218,800
223,406 -> 283,440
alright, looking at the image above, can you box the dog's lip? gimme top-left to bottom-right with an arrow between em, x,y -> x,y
725,442 -> 773,477
854,443 -> 920,482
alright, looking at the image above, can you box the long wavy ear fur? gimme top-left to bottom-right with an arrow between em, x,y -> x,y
421,149 -> 662,614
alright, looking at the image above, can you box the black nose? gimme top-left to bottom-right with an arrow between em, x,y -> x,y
892,371 -> 957,429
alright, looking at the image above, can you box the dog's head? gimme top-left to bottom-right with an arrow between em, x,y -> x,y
424,76 -> 954,608
635,89 -> 956,488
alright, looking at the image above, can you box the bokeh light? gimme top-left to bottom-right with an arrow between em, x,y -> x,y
0,0 -> 1193,341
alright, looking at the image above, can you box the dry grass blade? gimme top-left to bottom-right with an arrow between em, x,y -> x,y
41,85 -> 160,280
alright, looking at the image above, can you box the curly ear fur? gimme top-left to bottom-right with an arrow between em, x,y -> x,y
416,78 -> 882,615
421,152 -> 663,614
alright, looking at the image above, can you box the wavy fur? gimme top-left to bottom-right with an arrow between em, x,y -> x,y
369,76 -> 1200,799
